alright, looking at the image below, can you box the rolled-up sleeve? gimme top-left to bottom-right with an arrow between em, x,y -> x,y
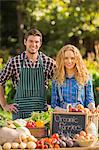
51,80 -> 60,108
85,79 -> 95,107
0,58 -> 13,85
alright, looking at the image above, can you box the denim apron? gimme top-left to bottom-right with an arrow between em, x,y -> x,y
13,56 -> 47,119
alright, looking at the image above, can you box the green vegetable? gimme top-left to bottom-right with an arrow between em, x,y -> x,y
27,108 -> 54,129
0,112 -> 11,127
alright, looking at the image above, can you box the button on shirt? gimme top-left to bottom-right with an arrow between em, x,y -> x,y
51,76 -> 94,108
0,51 -> 55,88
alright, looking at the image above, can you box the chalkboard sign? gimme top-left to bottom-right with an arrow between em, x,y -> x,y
51,112 -> 86,137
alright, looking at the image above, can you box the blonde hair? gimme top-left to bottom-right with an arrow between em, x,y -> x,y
54,44 -> 90,85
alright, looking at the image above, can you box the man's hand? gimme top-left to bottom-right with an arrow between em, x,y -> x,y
3,103 -> 18,113
0,85 -> 18,113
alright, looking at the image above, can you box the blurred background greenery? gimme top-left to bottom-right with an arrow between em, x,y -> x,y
0,0 -> 99,108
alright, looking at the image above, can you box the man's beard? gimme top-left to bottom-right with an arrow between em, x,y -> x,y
27,48 -> 37,54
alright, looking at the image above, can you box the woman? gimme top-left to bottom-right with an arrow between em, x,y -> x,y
51,44 -> 95,111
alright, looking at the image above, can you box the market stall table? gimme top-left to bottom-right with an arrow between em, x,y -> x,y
49,142 -> 99,150
8,141 -> 99,150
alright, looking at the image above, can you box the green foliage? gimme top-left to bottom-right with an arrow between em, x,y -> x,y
0,58 -> 4,69
18,0 -> 99,56
0,50 -> 10,64
0,57 -> 15,104
5,80 -> 16,104
93,73 -> 99,106
84,60 -> 99,106
84,60 -> 99,75
1,0 -> 99,57
1,0 -> 18,49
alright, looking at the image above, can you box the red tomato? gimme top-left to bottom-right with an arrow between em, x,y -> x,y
51,137 -> 58,144
71,108 -> 78,112
44,144 -> 48,149
26,121 -> 36,128
51,133 -> 59,140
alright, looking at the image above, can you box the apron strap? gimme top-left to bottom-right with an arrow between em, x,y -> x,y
21,53 -> 44,68
38,55 -> 44,68
21,59 -> 24,68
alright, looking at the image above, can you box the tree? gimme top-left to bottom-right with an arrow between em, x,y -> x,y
0,0 -> 18,51
18,0 -> 99,56
0,0 -> 99,57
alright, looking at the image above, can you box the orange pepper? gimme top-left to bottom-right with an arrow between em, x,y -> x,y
35,120 -> 45,127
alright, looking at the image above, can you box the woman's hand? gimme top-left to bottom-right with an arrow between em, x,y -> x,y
88,102 -> 96,112
54,106 -> 66,112
3,103 -> 18,113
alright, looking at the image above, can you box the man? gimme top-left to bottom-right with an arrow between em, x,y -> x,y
0,28 -> 55,119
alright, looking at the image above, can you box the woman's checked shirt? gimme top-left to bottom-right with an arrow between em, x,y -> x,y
51,76 -> 94,108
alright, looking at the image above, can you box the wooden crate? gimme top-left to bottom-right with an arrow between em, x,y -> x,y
29,127 -> 48,138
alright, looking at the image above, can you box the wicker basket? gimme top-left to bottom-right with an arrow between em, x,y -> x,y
86,114 -> 98,137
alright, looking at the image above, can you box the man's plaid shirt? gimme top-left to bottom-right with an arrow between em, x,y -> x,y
0,51 -> 55,88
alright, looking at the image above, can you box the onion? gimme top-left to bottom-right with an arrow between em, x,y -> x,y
3,142 -> 11,150
11,142 -> 19,149
27,141 -> 36,149
19,142 -> 27,149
